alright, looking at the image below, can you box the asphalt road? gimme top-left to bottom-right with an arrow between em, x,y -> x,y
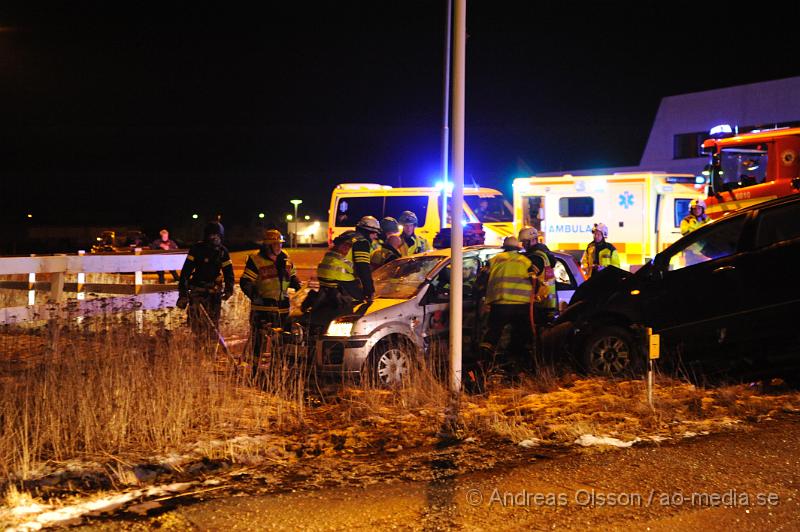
79,415 -> 800,531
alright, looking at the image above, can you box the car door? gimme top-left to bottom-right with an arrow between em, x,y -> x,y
643,214 -> 748,375
735,199 -> 800,371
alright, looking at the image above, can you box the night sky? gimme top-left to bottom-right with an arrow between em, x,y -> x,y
2,1 -> 800,232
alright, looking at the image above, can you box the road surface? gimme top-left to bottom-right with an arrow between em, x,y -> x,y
78,415 -> 800,530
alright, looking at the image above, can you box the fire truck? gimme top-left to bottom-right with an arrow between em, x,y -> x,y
701,126 -> 800,218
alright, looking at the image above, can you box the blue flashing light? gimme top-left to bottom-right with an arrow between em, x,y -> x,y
709,124 -> 733,137
695,175 -> 707,184
434,180 -> 454,193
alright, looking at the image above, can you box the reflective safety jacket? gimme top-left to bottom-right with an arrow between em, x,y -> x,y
485,250 -> 534,305
317,250 -> 355,288
581,241 -> 620,278
179,241 -> 234,296
400,233 -> 428,256
527,247 -> 557,312
680,214 -> 709,236
240,250 -> 300,313
350,232 -> 375,297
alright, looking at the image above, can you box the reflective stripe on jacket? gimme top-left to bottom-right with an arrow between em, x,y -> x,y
317,250 -> 355,288
485,251 -> 533,305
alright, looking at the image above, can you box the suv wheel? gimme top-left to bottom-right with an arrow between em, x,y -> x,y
366,338 -> 415,388
582,326 -> 640,377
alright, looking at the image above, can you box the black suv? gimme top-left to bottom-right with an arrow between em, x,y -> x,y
545,194 -> 800,382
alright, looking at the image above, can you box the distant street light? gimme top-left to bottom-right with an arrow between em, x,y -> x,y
26,213 -> 32,219
290,199 -> 303,247
304,215 -> 310,220
258,212 -> 265,219
286,214 -> 293,221
192,213 -> 199,219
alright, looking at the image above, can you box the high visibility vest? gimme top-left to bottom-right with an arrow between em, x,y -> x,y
370,245 -> 400,270
530,249 -> 557,311
400,233 -> 428,256
581,242 -> 620,278
317,250 -> 355,288
485,251 -> 533,305
250,253 -> 296,302
680,214 -> 709,236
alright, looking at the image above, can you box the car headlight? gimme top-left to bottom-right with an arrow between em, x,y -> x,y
326,320 -> 355,337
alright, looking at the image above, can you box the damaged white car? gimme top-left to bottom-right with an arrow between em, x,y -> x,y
315,246 -> 584,386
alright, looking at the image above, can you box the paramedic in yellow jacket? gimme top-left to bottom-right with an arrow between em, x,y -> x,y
581,223 -> 621,278
240,229 -> 301,367
478,236 -> 535,375
680,199 -> 710,236
398,210 -> 428,255
519,227 -> 557,326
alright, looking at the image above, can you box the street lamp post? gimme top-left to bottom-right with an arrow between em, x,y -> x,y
290,199 -> 303,247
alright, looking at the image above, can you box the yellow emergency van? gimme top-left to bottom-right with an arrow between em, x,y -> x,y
328,183 -> 515,246
512,173 -> 708,269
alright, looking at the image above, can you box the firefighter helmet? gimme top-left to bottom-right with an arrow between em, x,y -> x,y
690,199 -> 706,211
518,226 -> 539,242
380,216 -> 400,236
333,230 -> 357,246
356,216 -> 381,233
204,221 -> 225,238
398,211 -> 419,226
263,229 -> 284,244
593,223 -> 608,239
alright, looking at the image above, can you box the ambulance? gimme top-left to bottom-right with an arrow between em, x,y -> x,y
512,172 -> 708,270
328,183 -> 515,246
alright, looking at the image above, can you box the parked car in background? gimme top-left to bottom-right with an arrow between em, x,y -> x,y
316,246 -> 584,386
545,194 -> 800,383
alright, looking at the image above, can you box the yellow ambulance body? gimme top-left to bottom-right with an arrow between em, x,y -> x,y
512,173 -> 708,269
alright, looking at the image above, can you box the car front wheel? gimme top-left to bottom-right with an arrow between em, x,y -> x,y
366,338 -> 416,388
582,326 -> 640,377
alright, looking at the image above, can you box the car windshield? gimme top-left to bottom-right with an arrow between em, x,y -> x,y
372,256 -> 444,299
464,195 -> 513,222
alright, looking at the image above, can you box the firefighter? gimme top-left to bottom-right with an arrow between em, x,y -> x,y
398,210 -> 428,255
478,236 -> 535,376
581,223 -> 621,279
519,227 -> 557,326
379,216 -> 400,243
240,229 -> 300,372
680,199 -> 710,236
177,221 -> 235,342
317,217 -> 379,304
351,216 -> 380,301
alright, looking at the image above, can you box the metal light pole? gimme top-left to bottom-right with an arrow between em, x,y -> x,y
290,199 -> 302,247
449,0 -> 466,393
440,0 -> 453,230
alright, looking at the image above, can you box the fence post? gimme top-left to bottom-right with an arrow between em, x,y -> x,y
134,247 -> 143,295
50,254 -> 66,303
77,250 -> 86,300
28,257 -> 36,305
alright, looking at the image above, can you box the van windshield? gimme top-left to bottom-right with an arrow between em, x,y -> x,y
464,195 -> 513,222
372,256 -> 443,299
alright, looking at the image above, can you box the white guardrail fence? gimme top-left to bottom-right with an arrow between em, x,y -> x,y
0,250 -> 187,325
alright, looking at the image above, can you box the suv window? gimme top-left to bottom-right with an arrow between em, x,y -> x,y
755,202 -> 800,248
665,215 -> 746,271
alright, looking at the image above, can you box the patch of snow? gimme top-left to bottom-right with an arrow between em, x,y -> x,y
647,435 -> 669,443
518,439 -> 540,448
574,434 -> 641,448
682,431 -> 697,438
10,503 -> 52,517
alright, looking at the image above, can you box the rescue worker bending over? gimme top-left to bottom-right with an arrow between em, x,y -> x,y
519,227 -> 557,326
371,217 -> 402,270
680,199 -> 710,236
351,216 -> 380,301
240,229 -> 300,367
398,210 -> 428,255
177,221 -> 235,342
316,232 -> 359,307
581,223 -> 620,279
479,236 -> 535,376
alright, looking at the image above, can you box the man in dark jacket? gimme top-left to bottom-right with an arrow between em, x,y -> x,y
177,221 -> 235,342
151,228 -> 180,283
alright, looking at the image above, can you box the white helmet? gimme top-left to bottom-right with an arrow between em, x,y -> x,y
593,223 -> 608,239
502,236 -> 522,249
356,215 -> 381,233
518,226 -> 539,242
690,199 -> 706,210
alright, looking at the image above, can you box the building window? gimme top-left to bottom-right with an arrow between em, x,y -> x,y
673,132 -> 706,160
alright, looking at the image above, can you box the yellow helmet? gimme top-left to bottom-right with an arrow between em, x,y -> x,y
263,229 -> 285,244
